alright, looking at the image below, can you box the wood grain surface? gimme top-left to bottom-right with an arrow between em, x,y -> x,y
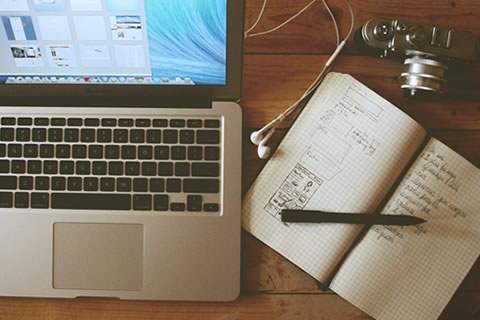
1,0 -> 479,319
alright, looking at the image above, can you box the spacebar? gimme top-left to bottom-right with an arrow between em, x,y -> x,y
52,193 -> 131,210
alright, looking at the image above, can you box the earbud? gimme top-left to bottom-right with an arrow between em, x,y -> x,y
255,128 -> 275,160
250,130 -> 265,145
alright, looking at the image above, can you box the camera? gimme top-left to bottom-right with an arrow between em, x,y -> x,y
355,17 -> 480,97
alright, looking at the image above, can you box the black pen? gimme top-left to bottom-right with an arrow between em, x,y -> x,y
281,210 -> 427,226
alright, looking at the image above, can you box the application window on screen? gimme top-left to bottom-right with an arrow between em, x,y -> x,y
0,0 -> 228,86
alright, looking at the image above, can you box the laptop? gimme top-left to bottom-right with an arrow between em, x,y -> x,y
0,0 -> 244,301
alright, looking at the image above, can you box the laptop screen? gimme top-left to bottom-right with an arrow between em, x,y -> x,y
0,0 -> 227,86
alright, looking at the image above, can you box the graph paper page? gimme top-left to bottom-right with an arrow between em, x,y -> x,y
242,73 -> 427,283
331,138 -> 480,320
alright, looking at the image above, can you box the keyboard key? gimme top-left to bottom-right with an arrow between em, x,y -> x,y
192,163 -> 220,177
155,146 -> 169,160
171,146 -> 186,160
85,118 -> 100,127
68,118 -> 83,126
0,160 -> 9,173
138,146 -> 153,159
147,129 -> 161,143
65,129 -> 79,142
136,119 -> 151,127
150,178 -> 165,192
28,160 -> 42,174
109,162 -> 124,176
32,128 -> 47,142
19,176 -> 34,190
154,195 -> 169,211
205,147 -> 220,161
166,178 -> 181,193
1,128 -> 14,142
24,144 -> 38,158
187,119 -> 203,128
35,177 -> 50,190
8,144 -> 22,158
92,161 -> 107,175
0,144 -> 5,157
170,119 -> 185,128
114,129 -> 128,143
133,178 -> 148,192
122,146 -> 136,159
44,160 -> 60,177
15,192 -> 29,208
56,145 -> 71,158
125,162 -> 140,176
76,161 -> 91,175
60,161 -> 75,175
12,160 -> 26,174
171,203 -> 185,211
0,192 -> 13,207
187,195 -> 202,212
175,163 -> 190,177
16,128 -> 30,141
32,193 -> 49,209
100,178 -> 115,192
117,178 -> 132,192
188,146 -> 203,160
142,162 -> 156,176
1,118 -> 15,125
34,118 -> 49,126
180,130 -> 195,144
97,129 -> 112,143
153,119 -> 168,127
40,144 -> 54,158
102,119 -> 117,127
52,193 -> 131,210
0,176 -> 17,190
81,129 -> 95,142
52,177 -> 66,191
130,129 -> 145,143
72,145 -> 87,159
163,130 -> 178,144
204,203 -> 220,212
48,128 -> 63,142
205,120 -> 221,128
89,145 -> 103,159
68,177 -> 82,191
51,118 -> 66,126
183,179 -> 219,194
18,118 -> 33,126
84,177 -> 99,191
158,162 -> 173,176
105,145 -> 120,159
133,194 -> 152,210
119,119 -> 134,127
197,130 -> 220,144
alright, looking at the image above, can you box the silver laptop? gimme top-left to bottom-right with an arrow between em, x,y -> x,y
0,0 -> 244,301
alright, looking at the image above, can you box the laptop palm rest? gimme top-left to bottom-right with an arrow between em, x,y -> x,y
53,223 -> 144,291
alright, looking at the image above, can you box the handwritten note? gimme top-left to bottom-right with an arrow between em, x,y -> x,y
331,138 -> 480,320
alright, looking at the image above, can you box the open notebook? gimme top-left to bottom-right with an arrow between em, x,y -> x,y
242,73 -> 480,320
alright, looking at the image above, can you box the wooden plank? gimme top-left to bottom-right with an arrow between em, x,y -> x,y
245,0 -> 480,54
241,55 -> 480,130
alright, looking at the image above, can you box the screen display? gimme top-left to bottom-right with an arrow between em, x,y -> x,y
0,0 -> 227,86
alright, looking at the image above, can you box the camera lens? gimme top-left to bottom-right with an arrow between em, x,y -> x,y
401,56 -> 448,96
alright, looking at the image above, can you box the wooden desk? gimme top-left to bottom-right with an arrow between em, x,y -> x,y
2,1 -> 479,319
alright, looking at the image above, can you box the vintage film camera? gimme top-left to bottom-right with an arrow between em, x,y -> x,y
355,17 -> 480,97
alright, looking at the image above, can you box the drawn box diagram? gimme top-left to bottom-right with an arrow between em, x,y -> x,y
264,163 -> 324,222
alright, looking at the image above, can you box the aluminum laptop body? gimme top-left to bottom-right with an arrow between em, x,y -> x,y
0,0 -> 244,301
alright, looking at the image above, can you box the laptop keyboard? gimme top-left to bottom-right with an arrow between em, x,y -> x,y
0,116 -> 222,212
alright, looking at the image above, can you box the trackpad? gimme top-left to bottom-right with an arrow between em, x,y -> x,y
53,223 -> 144,291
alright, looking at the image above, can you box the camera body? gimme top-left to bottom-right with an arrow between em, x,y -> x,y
356,17 -> 480,97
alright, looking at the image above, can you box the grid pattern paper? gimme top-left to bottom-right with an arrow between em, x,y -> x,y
242,73 -> 428,283
331,139 -> 480,320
